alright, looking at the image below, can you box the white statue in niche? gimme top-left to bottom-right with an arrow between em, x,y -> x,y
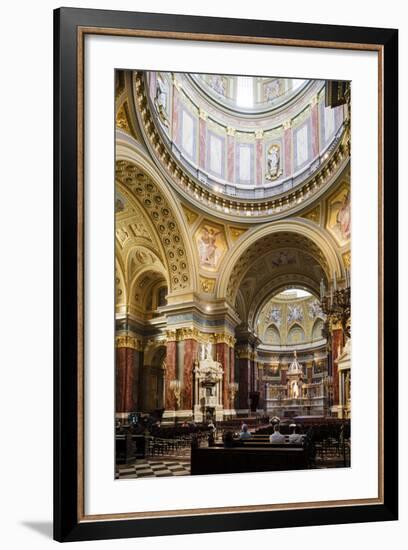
266,144 -> 282,181
154,76 -> 169,127
199,341 -> 214,362
209,75 -> 227,96
292,380 -> 299,399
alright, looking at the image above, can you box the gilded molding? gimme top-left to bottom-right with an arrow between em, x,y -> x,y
116,102 -> 131,134
199,276 -> 216,294
301,205 -> 321,224
115,335 -> 144,350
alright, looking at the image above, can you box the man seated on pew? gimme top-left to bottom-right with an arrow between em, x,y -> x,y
239,423 -> 252,440
288,423 -> 303,444
269,424 -> 285,444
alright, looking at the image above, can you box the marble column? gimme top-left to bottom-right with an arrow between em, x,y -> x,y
183,339 -> 198,411
172,85 -> 180,144
311,98 -> 319,158
165,339 -> 177,410
237,356 -> 250,411
115,335 -> 142,415
284,122 -> 292,176
331,328 -> 343,407
227,128 -> 235,182
216,342 -> 230,410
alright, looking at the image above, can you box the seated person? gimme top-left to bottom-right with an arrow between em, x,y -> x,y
269,424 -> 286,444
238,424 -> 252,440
288,424 -> 303,444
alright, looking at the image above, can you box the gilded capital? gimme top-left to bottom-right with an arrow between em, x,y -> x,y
115,335 -> 143,350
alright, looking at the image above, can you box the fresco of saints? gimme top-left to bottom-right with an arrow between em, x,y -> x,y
198,226 -> 222,268
336,191 -> 351,241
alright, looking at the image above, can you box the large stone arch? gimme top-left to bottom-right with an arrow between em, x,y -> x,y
116,138 -> 199,295
217,218 -> 343,304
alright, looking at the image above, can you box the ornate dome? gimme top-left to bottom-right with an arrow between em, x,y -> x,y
132,71 -> 350,221
189,74 -> 310,115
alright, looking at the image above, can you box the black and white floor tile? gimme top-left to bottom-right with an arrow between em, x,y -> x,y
116,458 -> 190,479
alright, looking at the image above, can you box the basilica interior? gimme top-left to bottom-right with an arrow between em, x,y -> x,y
115,70 -> 351,478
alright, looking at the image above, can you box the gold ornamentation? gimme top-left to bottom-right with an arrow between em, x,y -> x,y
301,205 -> 321,224
116,102 -> 131,134
115,335 -> 144,350
165,329 -> 177,342
200,276 -> 216,294
214,333 -> 236,347
343,251 -> 351,269
229,226 -> 247,241
181,204 -> 199,226
255,129 -> 264,139
226,126 -> 236,137
115,162 -> 191,292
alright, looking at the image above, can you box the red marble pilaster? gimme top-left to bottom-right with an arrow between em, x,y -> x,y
116,347 -> 137,413
172,87 -> 179,144
311,102 -> 319,158
165,341 -> 177,410
216,342 -> 230,409
227,134 -> 235,181
331,328 -> 344,406
182,339 -> 197,410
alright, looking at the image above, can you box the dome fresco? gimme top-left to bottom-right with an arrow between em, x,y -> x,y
190,74 -> 310,115
143,71 -> 346,209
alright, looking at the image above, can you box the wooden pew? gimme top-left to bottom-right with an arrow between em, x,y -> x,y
191,445 -> 309,475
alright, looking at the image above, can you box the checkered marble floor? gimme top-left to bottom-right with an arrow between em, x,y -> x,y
116,458 -> 190,479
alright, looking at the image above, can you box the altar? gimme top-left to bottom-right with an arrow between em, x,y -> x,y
264,352 -> 329,418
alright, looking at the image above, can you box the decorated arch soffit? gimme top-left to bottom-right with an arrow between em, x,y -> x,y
115,153 -> 198,298
217,219 -> 343,305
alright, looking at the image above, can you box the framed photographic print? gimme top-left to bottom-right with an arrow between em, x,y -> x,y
54,7 -> 398,542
